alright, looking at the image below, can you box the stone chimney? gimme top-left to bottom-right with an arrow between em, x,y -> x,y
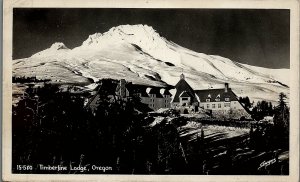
180,73 -> 185,80
224,83 -> 229,93
119,79 -> 126,97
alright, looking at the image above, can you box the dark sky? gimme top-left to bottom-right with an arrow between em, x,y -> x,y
13,8 -> 290,68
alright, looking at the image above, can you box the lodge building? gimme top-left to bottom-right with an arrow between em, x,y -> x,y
172,74 -> 248,114
115,79 -> 172,110
85,75 -> 250,118
85,79 -> 172,112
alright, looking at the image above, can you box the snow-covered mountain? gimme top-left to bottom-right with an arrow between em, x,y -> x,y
13,24 -> 289,103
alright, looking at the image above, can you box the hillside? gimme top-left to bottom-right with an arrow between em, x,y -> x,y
13,24 -> 289,103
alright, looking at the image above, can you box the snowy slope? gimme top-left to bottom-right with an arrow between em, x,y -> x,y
13,24 -> 289,103
241,63 -> 289,86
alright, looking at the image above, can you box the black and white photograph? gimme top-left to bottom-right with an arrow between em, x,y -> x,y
3,0 -> 299,181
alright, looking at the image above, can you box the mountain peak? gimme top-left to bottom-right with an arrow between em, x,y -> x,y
15,24 -> 289,104
111,24 -> 157,35
31,42 -> 70,58
77,24 -> 181,64
81,24 -> 161,47
50,42 -> 69,50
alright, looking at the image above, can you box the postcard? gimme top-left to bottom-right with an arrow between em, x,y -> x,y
2,0 -> 299,181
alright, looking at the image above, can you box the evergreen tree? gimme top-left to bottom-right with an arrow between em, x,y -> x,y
273,92 -> 289,149
239,96 -> 251,108
252,100 -> 274,120
278,92 -> 287,110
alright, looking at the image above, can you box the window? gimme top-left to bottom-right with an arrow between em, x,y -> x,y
206,99 -> 210,102
215,98 -> 220,102
207,104 -> 210,109
218,104 -> 221,108
224,103 -> 230,107
225,98 -> 230,101
182,97 -> 188,101
212,104 -> 215,108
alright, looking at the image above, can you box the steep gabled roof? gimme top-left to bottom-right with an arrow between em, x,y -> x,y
84,85 -> 103,109
173,78 -> 195,102
163,89 -> 172,96
84,80 -> 118,110
194,88 -> 238,102
126,83 -> 149,97
149,88 -> 164,98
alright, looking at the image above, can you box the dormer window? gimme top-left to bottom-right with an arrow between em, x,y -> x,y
208,94 -> 211,98
215,94 -> 220,101
225,98 -> 230,101
206,98 -> 210,102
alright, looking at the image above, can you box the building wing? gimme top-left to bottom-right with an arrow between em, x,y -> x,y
194,88 -> 238,102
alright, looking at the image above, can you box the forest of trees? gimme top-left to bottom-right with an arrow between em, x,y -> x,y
12,76 -> 51,83
239,96 -> 276,121
251,100 -> 274,120
249,92 -> 289,153
12,84 -> 190,174
12,84 -> 289,174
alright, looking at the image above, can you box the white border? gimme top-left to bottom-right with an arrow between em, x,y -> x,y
3,0 -> 299,181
